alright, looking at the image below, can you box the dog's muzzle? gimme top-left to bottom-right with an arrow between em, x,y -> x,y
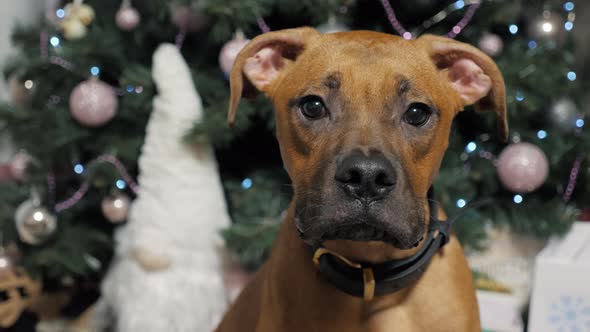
309,188 -> 451,301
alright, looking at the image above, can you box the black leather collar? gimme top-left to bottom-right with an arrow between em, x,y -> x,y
311,188 -> 451,301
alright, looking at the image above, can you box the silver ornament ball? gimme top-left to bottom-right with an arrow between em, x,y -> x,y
15,200 -> 57,245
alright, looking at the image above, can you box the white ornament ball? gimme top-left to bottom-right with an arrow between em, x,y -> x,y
116,5 -> 141,31
60,18 -> 88,40
219,35 -> 250,77
478,33 -> 504,57
69,79 -> 118,127
496,142 -> 549,193
101,193 -> 131,223
15,200 -> 57,245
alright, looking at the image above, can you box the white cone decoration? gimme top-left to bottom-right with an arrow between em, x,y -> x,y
96,44 -> 231,331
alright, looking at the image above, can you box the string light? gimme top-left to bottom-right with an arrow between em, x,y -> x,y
24,80 -> 34,90
513,194 -> 523,204
74,164 -> 84,174
541,22 -> 553,33
454,0 -> 465,9
564,22 -> 574,31
564,2 -> 574,11
537,130 -> 548,139
515,91 -> 525,102
241,178 -> 253,189
50,36 -> 60,47
465,142 -> 477,153
116,179 -> 127,189
90,66 -> 100,76
56,8 -> 66,19
528,41 -> 537,49
126,85 -> 135,93
567,71 -> 577,81
456,199 -> 466,208
509,24 -> 519,34
575,119 -> 585,128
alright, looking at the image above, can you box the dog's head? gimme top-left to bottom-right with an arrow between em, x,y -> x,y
228,28 -> 506,260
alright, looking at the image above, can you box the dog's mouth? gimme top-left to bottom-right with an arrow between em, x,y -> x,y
320,222 -> 397,244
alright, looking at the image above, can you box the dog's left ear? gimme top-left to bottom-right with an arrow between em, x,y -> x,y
417,35 -> 508,142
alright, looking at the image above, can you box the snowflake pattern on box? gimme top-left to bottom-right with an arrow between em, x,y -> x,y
548,295 -> 590,332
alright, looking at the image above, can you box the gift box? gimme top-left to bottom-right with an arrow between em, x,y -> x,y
528,222 -> 590,332
476,290 -> 524,332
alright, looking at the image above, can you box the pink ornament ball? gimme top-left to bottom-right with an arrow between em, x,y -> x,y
478,33 -> 504,57
171,5 -> 208,32
69,79 -> 118,127
497,142 -> 549,193
219,37 -> 250,77
116,6 -> 141,31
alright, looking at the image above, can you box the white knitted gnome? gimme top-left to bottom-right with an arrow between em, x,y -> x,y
96,44 -> 231,332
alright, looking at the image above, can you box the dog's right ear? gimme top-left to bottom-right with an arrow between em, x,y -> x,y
228,27 -> 319,127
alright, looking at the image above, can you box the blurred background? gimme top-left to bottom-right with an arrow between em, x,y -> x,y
0,1 -> 588,331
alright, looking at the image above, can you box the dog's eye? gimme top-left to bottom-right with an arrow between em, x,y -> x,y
403,103 -> 432,127
299,96 -> 327,120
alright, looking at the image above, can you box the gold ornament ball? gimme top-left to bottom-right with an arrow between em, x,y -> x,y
60,18 -> 88,40
64,2 -> 95,25
101,193 -> 131,223
15,201 -> 57,245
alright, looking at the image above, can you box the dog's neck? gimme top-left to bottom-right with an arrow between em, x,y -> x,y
264,204 -> 418,326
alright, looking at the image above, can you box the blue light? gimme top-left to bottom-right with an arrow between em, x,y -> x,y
454,0 -> 465,9
456,199 -> 466,208
513,194 -> 523,204
576,119 -> 585,128
537,130 -> 547,139
465,142 -> 477,153
241,178 -> 252,189
567,71 -> 577,81
74,164 -> 84,174
126,85 -> 135,93
564,21 -> 574,31
515,91 -> 525,102
509,24 -> 519,34
50,36 -> 60,47
90,66 -> 100,76
564,2 -> 574,11
528,40 -> 537,49
56,8 -> 65,18
116,179 -> 127,189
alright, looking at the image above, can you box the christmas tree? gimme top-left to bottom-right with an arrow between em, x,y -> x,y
0,0 -> 586,323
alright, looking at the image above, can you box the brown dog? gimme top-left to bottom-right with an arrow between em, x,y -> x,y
216,28 -> 506,332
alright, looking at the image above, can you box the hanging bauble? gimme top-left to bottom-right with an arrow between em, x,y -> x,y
316,15 -> 350,34
64,1 -> 95,25
8,75 -> 32,107
14,200 -> 57,245
496,142 -> 549,193
478,33 -> 503,57
116,2 -> 141,31
549,98 -> 580,130
101,192 -> 131,223
219,31 -> 250,77
171,5 -> 208,32
60,18 -> 88,40
9,151 -> 31,181
70,78 -> 118,127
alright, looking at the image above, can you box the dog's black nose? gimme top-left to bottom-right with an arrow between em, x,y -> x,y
335,151 -> 396,201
